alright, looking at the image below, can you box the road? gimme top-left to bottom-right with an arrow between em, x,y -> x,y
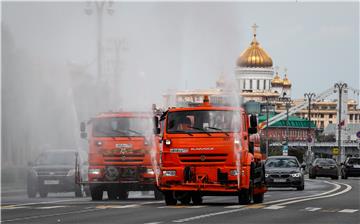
1,177 -> 359,224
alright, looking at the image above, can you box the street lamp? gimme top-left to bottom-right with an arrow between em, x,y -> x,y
304,92 -> 316,140
84,1 -> 114,81
304,92 -> 315,170
334,82 -> 348,163
279,94 -> 292,156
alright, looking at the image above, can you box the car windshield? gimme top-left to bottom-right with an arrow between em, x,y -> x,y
36,151 -> 76,165
166,110 -> 241,134
93,117 -> 152,137
316,159 -> 336,166
265,158 -> 299,168
348,158 -> 360,165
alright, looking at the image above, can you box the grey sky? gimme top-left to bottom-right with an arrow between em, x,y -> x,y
2,2 -> 359,106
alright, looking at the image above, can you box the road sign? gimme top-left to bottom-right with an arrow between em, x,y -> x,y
332,147 -> 339,155
356,131 -> 360,139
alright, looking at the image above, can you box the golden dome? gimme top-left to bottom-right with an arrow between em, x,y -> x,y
283,74 -> 291,87
271,72 -> 283,85
236,24 -> 273,68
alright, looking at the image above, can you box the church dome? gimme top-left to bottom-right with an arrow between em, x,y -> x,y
271,72 -> 283,85
283,74 -> 292,87
236,24 -> 273,68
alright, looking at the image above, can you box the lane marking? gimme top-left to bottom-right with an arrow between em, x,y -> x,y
321,208 -> 340,213
144,222 -> 162,224
304,207 -> 321,212
157,205 -> 205,209
96,204 -> 139,209
263,205 -> 285,210
35,206 -> 67,210
0,208 -> 99,223
224,205 -> 245,209
1,206 -> 27,210
274,182 -> 352,206
1,198 -> 88,208
172,207 -> 249,223
263,180 -> 341,205
338,209 -> 358,213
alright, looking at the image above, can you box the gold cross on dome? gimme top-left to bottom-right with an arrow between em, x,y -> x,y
252,23 -> 258,37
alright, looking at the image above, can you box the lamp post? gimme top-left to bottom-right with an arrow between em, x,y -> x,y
279,95 -> 292,156
304,92 -> 315,170
84,1 -> 114,81
334,82 -> 347,163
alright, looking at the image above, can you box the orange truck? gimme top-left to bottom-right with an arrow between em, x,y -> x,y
80,112 -> 163,200
157,98 -> 267,205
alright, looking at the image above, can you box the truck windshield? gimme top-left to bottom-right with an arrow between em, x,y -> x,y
167,110 -> 241,134
93,117 -> 152,137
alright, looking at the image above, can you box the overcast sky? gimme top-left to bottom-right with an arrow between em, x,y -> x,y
2,1 -> 359,106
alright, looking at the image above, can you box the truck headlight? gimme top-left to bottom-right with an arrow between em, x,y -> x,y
291,173 -> 301,178
265,173 -> 269,178
162,170 -> 176,176
88,168 -> 101,175
165,139 -> 172,146
146,168 -> 155,175
67,169 -> 76,176
230,170 -> 239,176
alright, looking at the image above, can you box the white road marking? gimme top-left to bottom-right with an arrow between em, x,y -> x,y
224,205 -> 246,209
263,180 -> 341,205
35,206 -> 67,209
144,222 -> 162,224
0,208 -> 99,223
1,198 -> 88,208
96,204 -> 139,209
338,209 -> 358,213
305,207 -> 321,212
263,205 -> 285,210
1,206 -> 27,210
275,182 -> 352,206
172,207 -> 249,223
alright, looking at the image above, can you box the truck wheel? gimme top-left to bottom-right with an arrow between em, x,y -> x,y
238,189 -> 251,205
180,195 -> 191,205
154,188 -> 164,200
27,183 -> 37,198
39,189 -> 48,198
191,193 -> 203,205
164,191 -> 177,206
90,186 -> 103,201
253,193 -> 264,203
107,189 -> 118,200
75,184 -> 82,197
118,190 -> 129,200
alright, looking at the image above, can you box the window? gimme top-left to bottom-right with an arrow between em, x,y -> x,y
263,80 -> 266,90
257,80 -> 260,90
250,80 -> 253,89
329,114 -> 333,118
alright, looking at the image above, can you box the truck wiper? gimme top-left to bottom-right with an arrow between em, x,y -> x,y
206,127 -> 230,136
188,126 -> 211,136
123,129 -> 143,136
171,130 -> 193,136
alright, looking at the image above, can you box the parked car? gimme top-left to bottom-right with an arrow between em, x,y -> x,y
265,156 -> 305,191
309,158 -> 338,179
341,157 -> 360,179
27,149 -> 88,198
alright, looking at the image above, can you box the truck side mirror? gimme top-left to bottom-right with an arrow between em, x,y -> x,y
80,132 -> 87,139
249,142 -> 254,155
80,121 -> 86,132
154,116 -> 160,134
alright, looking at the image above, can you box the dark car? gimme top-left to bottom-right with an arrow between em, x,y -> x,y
341,157 -> 360,179
309,158 -> 338,179
27,149 -> 88,198
265,156 -> 305,191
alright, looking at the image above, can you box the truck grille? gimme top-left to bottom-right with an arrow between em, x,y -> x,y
178,153 -> 227,163
104,154 -> 145,163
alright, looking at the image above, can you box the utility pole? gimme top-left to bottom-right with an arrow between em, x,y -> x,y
84,1 -> 114,81
334,82 -> 347,163
279,94 -> 292,156
304,92 -> 315,170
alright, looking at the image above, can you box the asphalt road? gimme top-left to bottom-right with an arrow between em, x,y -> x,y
1,177 -> 359,224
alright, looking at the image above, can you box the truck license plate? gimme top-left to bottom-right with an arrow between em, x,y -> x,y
44,180 -> 59,185
273,179 -> 286,183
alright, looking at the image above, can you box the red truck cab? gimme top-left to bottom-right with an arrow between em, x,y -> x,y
158,99 -> 267,205
81,112 -> 162,200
